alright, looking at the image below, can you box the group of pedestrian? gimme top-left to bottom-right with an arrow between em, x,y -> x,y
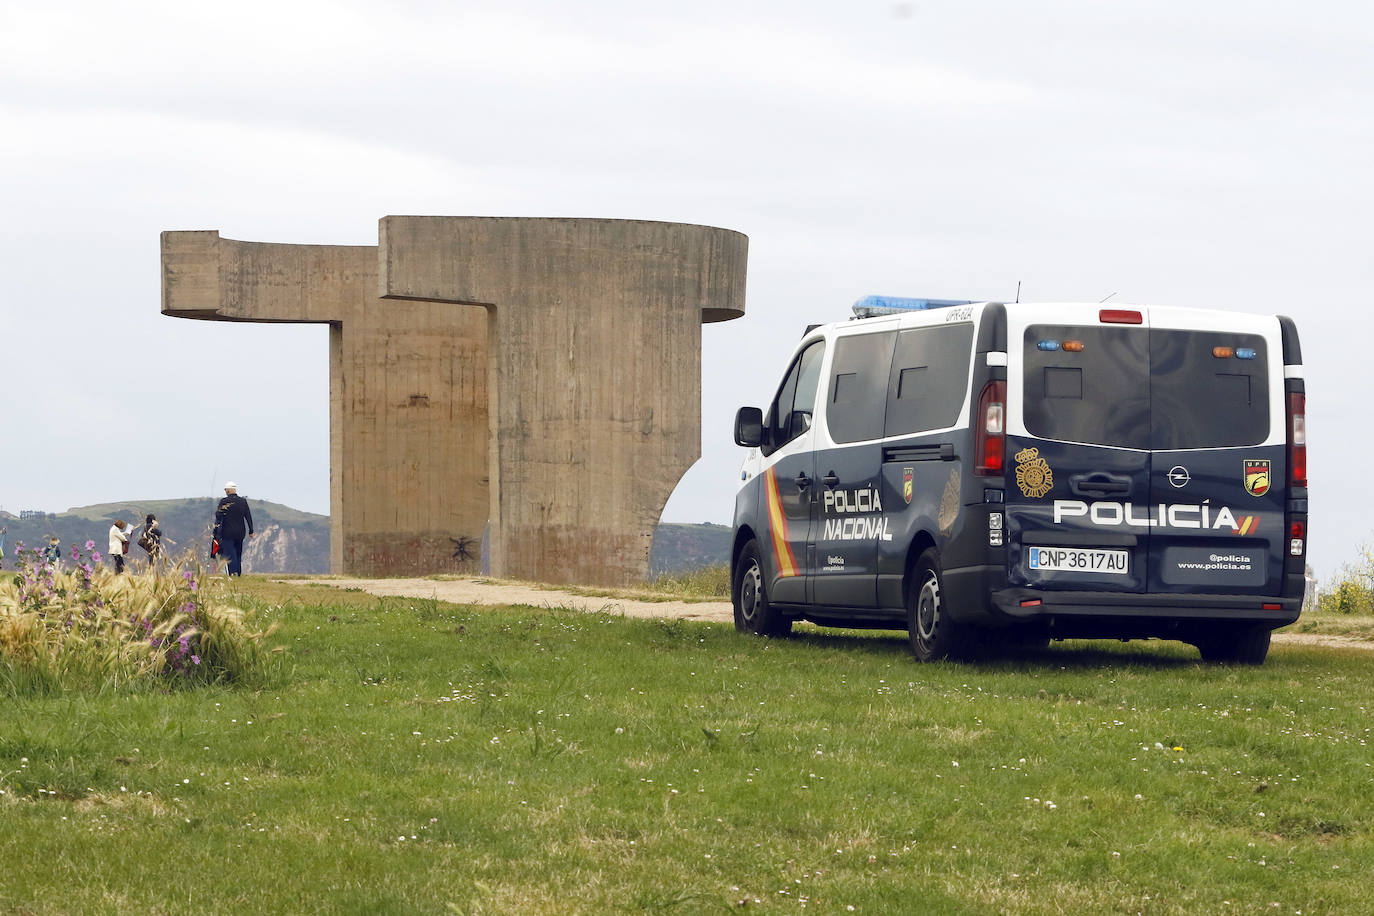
7,481 -> 255,578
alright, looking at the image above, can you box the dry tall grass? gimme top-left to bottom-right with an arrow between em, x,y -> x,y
0,542 -> 276,694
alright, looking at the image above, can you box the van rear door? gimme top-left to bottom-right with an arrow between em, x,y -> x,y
1006,306 -> 1153,593
1145,311 -> 1285,595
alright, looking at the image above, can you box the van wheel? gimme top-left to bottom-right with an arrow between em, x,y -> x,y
1196,625 -> 1271,665
733,540 -> 792,637
907,549 -> 972,662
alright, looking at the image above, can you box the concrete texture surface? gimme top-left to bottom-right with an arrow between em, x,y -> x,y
161,218 -> 747,585
162,230 -> 488,577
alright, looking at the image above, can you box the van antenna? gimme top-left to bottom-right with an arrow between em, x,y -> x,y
1099,292 -> 1117,303
1015,281 -> 1021,303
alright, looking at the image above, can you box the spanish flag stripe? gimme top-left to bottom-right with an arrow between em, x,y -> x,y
764,468 -> 799,578
1239,516 -> 1257,536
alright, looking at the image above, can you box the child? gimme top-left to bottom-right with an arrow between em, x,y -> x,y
43,535 -> 62,569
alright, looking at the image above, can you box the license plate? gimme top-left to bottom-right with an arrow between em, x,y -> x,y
1026,546 -> 1129,575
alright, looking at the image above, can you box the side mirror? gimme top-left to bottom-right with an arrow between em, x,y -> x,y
734,406 -> 764,447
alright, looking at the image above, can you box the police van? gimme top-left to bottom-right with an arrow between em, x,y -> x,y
730,297 -> 1307,664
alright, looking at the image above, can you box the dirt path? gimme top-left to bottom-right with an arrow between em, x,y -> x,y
303,577 -> 1368,650
311,577 -> 735,624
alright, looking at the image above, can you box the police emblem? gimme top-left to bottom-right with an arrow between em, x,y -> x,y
1014,446 -> 1053,499
902,467 -> 913,505
1243,458 -> 1271,497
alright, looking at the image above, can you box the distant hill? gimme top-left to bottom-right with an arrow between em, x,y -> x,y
2,501 -> 729,578
649,522 -> 732,575
0,498 -> 329,573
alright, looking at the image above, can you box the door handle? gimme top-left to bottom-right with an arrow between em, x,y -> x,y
1069,472 -> 1131,498
794,472 -> 812,490
822,472 -> 840,488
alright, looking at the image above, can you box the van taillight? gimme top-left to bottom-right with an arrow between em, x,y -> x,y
1099,309 -> 1143,325
975,380 -> 1006,476
1287,391 -> 1306,488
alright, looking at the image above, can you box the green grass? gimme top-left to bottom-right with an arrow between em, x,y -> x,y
2,579 -> 1371,914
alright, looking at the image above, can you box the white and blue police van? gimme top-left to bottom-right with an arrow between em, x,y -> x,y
730,297 -> 1307,664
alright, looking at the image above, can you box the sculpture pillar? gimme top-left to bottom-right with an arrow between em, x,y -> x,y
161,230 -> 488,576
161,217 -> 747,586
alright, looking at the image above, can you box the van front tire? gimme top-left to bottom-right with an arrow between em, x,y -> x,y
908,549 -> 973,662
733,540 -> 792,637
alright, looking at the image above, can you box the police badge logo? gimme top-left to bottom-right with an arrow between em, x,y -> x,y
1243,458 -> 1271,497
902,467 -> 913,505
1014,446 -> 1053,499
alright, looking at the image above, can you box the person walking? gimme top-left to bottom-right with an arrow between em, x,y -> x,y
108,519 -> 131,574
213,482 -> 255,576
141,513 -> 171,568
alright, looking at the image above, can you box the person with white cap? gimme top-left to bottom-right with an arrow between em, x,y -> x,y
212,481 -> 255,576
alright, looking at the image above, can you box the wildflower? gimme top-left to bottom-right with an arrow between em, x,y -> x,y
191,655 -> 201,666
85,540 -> 95,550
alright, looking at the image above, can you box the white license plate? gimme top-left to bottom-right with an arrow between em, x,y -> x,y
1027,546 -> 1129,575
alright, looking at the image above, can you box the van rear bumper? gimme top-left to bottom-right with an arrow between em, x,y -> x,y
990,587 -> 1301,628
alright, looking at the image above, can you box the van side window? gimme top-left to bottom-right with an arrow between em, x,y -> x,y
763,340 -> 826,456
884,324 -> 976,436
827,331 -> 897,444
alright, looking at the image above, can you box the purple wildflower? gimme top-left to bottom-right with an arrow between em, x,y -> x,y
85,540 -> 95,550
191,655 -> 201,666
92,551 -> 102,563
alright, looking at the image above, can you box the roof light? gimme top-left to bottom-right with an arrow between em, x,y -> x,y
1061,340 -> 1085,352
1037,340 -> 1060,351
1099,309 -> 1142,325
1235,347 -> 1257,359
851,295 -> 975,318
1212,346 -> 1235,359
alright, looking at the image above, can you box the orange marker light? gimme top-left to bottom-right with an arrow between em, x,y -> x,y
1061,340 -> 1085,352
1212,346 -> 1235,358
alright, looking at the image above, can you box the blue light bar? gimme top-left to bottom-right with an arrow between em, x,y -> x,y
1037,340 -> 1060,351
1235,347 -> 1257,360
852,295 -> 975,318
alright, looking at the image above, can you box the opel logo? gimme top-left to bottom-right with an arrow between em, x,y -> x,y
1167,466 -> 1191,488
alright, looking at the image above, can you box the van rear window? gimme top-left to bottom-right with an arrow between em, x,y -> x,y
1022,326 -> 1269,450
1023,326 -> 1150,449
1150,330 -> 1268,449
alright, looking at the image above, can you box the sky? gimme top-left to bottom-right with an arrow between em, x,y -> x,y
2,0 -> 1370,583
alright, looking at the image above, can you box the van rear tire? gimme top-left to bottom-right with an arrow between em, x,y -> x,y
1195,624 -> 1271,665
907,549 -> 973,662
733,539 -> 792,637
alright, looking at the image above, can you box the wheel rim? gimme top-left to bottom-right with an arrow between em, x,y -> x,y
916,571 -> 940,644
739,560 -> 763,624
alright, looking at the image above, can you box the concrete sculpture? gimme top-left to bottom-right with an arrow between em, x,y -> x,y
161,217 -> 747,585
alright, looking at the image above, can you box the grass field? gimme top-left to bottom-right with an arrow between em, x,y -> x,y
2,577 -> 1371,914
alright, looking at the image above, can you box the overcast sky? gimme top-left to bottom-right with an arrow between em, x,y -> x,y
2,0 -> 1369,582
